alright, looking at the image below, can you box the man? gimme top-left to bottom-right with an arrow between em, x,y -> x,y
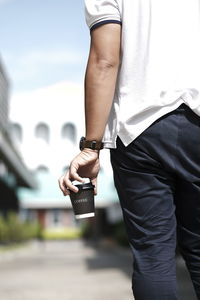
58,0 -> 200,299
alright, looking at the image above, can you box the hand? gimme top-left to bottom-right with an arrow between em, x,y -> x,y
58,148 -> 100,196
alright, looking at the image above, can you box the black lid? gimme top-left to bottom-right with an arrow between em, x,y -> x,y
74,182 -> 94,191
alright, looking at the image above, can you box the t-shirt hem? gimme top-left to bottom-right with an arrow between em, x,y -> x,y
90,19 -> 122,31
118,100 -> 185,147
103,140 -> 117,149
103,99 -> 185,149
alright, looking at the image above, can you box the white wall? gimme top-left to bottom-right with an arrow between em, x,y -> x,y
9,80 -> 113,178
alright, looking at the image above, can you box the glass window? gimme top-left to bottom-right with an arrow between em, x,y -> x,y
61,123 -> 76,143
35,123 -> 49,143
53,209 -> 60,225
36,165 -> 49,174
11,123 -> 22,142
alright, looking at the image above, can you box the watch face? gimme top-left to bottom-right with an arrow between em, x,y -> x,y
79,136 -> 85,150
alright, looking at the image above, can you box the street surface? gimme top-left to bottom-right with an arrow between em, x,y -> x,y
0,239 -> 197,300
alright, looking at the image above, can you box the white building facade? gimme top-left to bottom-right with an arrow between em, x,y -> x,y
9,81 -> 120,229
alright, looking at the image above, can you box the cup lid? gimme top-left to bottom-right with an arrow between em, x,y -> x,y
74,182 -> 94,191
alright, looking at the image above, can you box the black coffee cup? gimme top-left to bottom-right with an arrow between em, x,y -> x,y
69,181 -> 95,219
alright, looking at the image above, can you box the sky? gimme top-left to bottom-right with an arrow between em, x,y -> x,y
0,0 -> 90,95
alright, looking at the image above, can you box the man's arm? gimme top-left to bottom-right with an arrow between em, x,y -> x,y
85,23 -> 121,141
58,23 -> 121,195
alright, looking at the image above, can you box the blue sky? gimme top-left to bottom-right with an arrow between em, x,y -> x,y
0,0 -> 90,94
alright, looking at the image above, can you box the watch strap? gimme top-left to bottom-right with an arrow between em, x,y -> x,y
84,140 -> 104,150
80,137 -> 104,150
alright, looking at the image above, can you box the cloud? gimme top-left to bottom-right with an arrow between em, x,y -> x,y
17,50 -> 83,66
10,80 -> 84,121
4,49 -> 84,75
2,49 -> 86,91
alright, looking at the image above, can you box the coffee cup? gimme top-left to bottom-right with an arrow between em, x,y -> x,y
69,180 -> 95,219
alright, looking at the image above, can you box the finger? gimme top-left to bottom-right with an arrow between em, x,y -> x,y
63,172 -> 79,193
91,178 -> 97,195
58,176 -> 69,196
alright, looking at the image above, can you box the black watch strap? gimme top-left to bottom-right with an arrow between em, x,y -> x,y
79,137 -> 104,151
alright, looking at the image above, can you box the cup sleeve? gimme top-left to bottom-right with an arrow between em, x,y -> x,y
84,0 -> 122,31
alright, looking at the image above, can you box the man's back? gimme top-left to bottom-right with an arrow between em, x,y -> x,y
119,0 -> 200,98
85,0 -> 200,148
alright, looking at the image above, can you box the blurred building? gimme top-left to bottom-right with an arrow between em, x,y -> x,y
0,57 -> 36,216
9,81 -> 121,230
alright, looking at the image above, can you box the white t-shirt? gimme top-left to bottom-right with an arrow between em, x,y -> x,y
85,0 -> 200,148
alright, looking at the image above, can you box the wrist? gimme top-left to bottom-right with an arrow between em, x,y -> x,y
85,135 -> 102,142
81,148 -> 100,158
79,136 -> 104,151
82,148 -> 99,154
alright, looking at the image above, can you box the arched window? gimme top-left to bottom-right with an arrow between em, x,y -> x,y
36,165 -> 49,174
11,123 -> 22,142
35,123 -> 49,143
61,123 -> 76,143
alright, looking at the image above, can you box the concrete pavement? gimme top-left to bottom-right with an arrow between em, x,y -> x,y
0,239 -> 197,300
0,239 -> 133,300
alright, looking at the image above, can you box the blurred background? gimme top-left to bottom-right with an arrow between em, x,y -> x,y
0,0 -> 123,240
0,0 -> 197,299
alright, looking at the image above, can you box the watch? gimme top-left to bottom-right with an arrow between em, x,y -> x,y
79,136 -> 104,151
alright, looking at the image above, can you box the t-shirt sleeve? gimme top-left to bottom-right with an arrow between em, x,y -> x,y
84,0 -> 122,31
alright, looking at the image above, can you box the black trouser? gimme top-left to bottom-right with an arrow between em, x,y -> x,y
110,103 -> 200,300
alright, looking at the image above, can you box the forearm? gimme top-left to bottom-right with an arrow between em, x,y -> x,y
84,59 -> 119,141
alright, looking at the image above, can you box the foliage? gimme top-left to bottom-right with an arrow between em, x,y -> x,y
80,220 -> 93,239
0,216 -> 9,243
0,212 -> 42,245
42,227 -> 82,240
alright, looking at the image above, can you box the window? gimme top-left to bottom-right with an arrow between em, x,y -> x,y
61,123 -> 76,143
36,165 -> 49,174
53,209 -> 60,225
11,123 -> 22,142
35,123 -> 49,143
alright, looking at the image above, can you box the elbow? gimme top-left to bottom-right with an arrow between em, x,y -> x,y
86,50 -> 121,78
96,57 -> 120,70
89,51 -> 120,71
